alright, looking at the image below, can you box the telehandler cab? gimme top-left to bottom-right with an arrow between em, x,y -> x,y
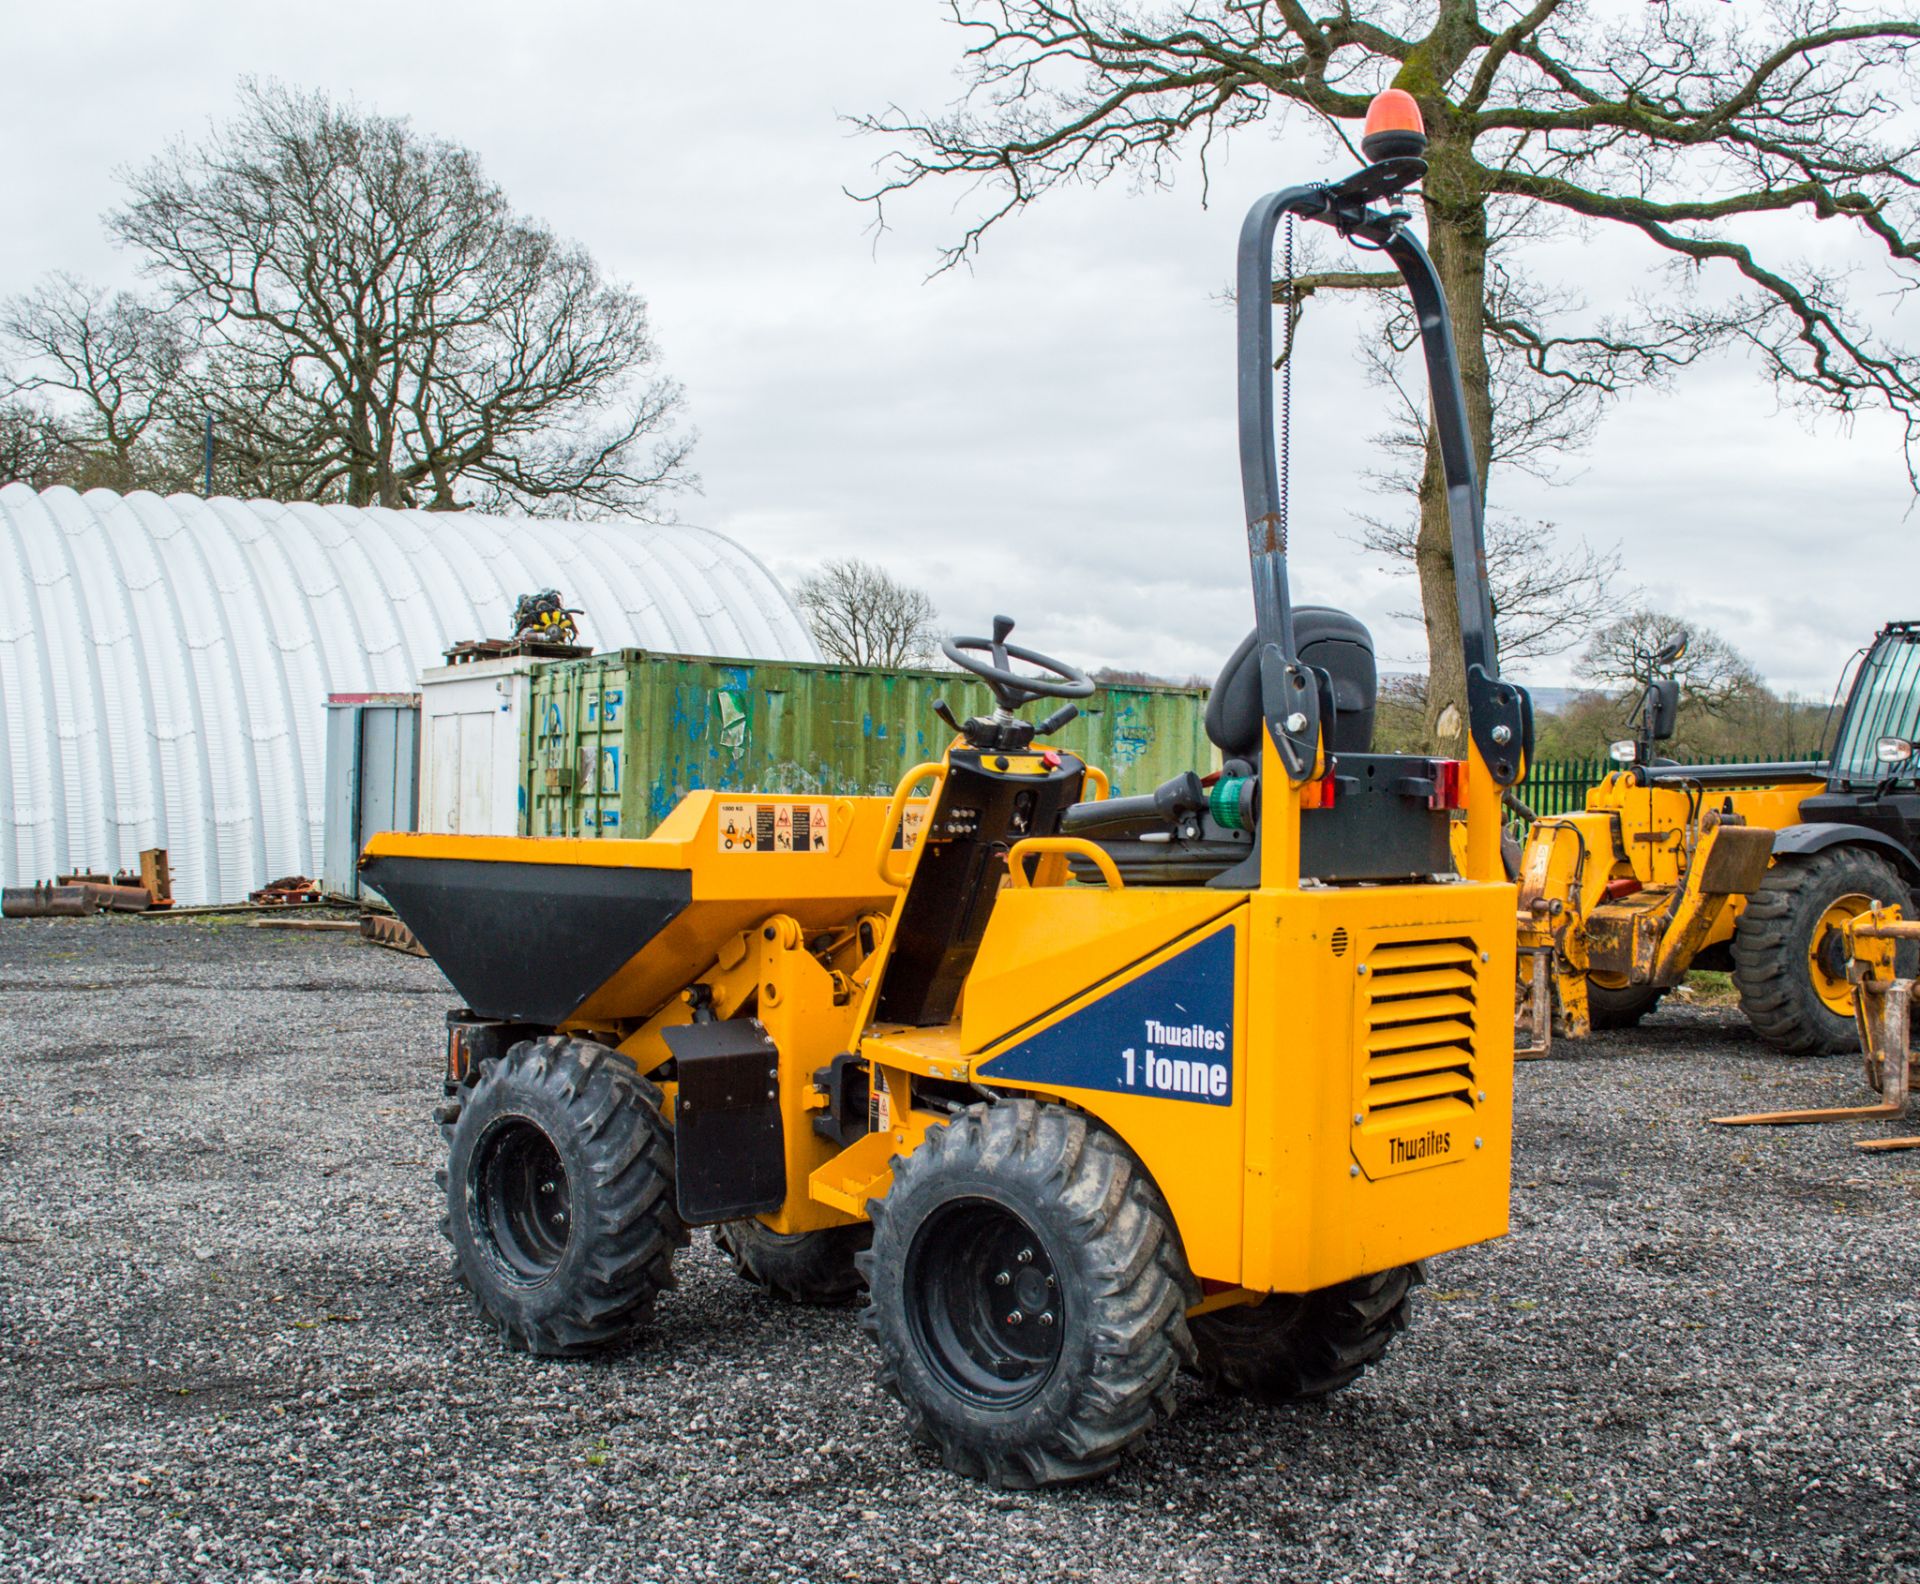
1515,622 -> 1920,1057
363,89 -> 1529,1487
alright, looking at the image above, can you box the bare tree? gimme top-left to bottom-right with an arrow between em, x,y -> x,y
0,276 -> 197,492
1093,664 -> 1210,688
98,80 -> 693,514
1350,249 -> 1629,665
1577,608 -> 1762,718
797,558 -> 942,667
856,3 -> 1920,749
0,400 -> 63,488
1360,512 -> 1622,666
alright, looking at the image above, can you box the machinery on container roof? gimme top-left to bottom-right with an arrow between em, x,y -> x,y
1514,622 -> 1920,1059
362,88 -> 1529,1487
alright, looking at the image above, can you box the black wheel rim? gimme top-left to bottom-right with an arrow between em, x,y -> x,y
474,1117 -> 571,1282
904,1197 -> 1063,1407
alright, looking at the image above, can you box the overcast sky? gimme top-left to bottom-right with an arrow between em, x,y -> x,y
2,1 -> 1912,695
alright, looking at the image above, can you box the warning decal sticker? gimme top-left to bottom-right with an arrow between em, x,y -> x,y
718,801 -> 831,854
891,803 -> 929,851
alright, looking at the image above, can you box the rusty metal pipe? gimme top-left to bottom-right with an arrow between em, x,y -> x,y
2,884 -> 97,918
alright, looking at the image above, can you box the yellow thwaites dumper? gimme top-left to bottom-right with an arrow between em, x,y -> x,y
363,92 -> 1530,1487
1514,625 -> 1920,1058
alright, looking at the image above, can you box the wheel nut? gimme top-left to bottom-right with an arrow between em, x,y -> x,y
1016,1247 -> 1034,1265
994,1271 -> 1011,1286
1006,1310 -> 1023,1325
1038,1311 -> 1055,1328
541,1181 -> 556,1194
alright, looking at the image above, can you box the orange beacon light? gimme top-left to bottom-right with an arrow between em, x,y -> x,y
1361,89 -> 1427,163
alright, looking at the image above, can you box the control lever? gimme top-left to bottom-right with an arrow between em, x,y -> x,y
1035,703 -> 1079,736
932,698 -> 963,735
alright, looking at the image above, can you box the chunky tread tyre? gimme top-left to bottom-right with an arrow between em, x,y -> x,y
1586,980 -> 1667,1031
860,1099 -> 1198,1489
1190,1265 -> 1420,1403
1731,849 -> 1913,1056
441,1035 -> 687,1356
715,1218 -> 870,1305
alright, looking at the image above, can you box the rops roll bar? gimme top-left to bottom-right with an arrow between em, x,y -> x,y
1236,146 -> 1531,785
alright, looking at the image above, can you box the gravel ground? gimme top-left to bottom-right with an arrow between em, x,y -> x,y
1,916 -> 1917,1583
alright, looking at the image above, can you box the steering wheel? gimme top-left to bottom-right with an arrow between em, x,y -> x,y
942,616 -> 1094,712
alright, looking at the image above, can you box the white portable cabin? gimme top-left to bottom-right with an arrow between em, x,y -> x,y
416,656 -> 536,838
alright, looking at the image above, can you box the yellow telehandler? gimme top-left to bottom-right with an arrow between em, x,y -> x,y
1515,625 -> 1920,1057
363,90 -> 1530,1487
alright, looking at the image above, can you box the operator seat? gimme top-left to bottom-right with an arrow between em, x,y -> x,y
1206,606 -> 1377,759
1052,607 -> 1377,885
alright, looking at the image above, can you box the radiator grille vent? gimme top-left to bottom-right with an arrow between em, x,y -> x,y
1360,937 -> 1479,1118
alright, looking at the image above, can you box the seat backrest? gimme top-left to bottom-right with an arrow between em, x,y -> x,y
1204,607 -> 1376,758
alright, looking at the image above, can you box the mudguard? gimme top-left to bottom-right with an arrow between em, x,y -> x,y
1770,822 -> 1920,882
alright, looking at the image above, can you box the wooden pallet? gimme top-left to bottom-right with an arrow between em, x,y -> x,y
442,637 -> 589,664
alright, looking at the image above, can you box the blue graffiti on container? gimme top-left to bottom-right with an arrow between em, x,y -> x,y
648,780 -> 679,825
669,685 -> 708,741
1111,729 -> 1151,777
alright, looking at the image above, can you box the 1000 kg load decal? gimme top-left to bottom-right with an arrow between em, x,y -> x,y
717,801 -> 831,854
978,928 -> 1236,1105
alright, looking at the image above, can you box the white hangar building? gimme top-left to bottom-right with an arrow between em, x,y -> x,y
0,485 -> 817,905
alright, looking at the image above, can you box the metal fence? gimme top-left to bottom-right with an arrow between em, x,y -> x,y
1519,757 -> 1611,817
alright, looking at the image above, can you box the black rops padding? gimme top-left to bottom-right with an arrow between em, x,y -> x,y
1206,608 -> 1376,758
665,1018 -> 787,1225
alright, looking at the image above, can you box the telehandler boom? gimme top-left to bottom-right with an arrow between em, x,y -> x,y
363,90 -> 1530,1487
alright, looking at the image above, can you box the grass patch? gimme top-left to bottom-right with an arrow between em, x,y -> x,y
1687,970 -> 1739,1006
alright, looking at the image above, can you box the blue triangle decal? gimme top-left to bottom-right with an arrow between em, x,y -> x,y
978,926 -> 1236,1106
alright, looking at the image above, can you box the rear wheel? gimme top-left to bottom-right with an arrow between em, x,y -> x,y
1190,1266 -> 1420,1403
715,1218 -> 870,1305
1732,849 -> 1913,1056
442,1035 -> 686,1355
860,1100 -> 1197,1488
1586,977 -> 1667,1030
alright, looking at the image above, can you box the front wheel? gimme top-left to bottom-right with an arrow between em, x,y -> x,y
1586,977 -> 1667,1030
442,1036 -> 686,1355
1732,849 -> 1915,1056
860,1100 -> 1197,1488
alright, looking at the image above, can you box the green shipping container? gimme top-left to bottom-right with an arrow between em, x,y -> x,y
523,650 -> 1217,839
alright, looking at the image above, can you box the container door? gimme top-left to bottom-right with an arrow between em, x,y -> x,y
457,711 -> 494,834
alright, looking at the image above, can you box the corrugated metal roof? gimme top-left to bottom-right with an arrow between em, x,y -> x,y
0,485 -> 818,904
